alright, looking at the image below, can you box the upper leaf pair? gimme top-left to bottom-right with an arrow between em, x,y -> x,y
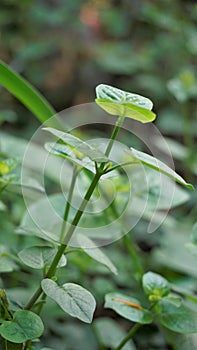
95,84 -> 156,122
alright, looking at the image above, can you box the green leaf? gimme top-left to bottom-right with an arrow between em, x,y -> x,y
95,84 -> 156,122
93,317 -> 136,350
76,234 -> 118,275
45,142 -> 95,173
142,271 -> 170,299
156,299 -> 197,334
0,310 -> 44,343
18,246 -> 67,269
125,147 -> 194,190
104,292 -> 153,324
43,127 -> 108,162
96,84 -> 153,109
41,279 -> 96,323
0,60 -> 55,123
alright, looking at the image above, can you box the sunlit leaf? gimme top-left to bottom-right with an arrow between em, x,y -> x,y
95,84 -> 156,122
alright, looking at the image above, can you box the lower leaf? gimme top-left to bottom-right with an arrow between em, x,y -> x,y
156,299 -> 197,334
0,310 -> 44,343
41,279 -> 96,323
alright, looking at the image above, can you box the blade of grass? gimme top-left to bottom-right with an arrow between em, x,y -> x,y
0,60 -> 56,123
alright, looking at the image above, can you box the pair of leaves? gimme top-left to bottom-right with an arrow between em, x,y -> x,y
0,310 -> 44,343
95,84 -> 156,122
41,279 -> 96,323
44,127 -> 107,164
45,129 -> 193,192
143,272 -> 197,333
105,272 -> 197,334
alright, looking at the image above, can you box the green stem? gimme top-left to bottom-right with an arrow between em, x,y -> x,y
60,166 -> 78,242
62,171 -> 102,245
24,114 -> 124,310
24,285 -> 43,310
114,323 -> 142,350
105,115 -> 125,157
36,294 -> 47,315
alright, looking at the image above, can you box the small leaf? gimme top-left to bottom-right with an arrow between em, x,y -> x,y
45,142 -> 95,173
95,84 -> 156,122
156,299 -> 197,334
76,234 -> 118,275
93,317 -> 136,350
104,292 -> 153,324
142,271 -> 170,298
43,127 -> 108,162
125,148 -> 194,190
0,310 -> 44,343
41,279 -> 96,323
18,246 -> 67,269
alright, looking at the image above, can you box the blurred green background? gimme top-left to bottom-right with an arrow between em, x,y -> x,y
0,0 -> 197,134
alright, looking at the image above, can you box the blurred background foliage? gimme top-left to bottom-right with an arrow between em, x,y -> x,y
1,1 -> 197,349
1,0 -> 197,128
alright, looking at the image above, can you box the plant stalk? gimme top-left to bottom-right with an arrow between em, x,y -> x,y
114,323 -> 142,350
104,114 -> 125,158
24,114 -> 124,311
59,166 -> 78,242
24,116 -> 125,310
